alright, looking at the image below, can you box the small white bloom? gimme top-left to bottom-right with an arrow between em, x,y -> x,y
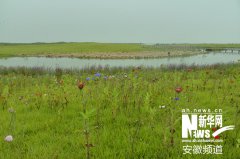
159,105 -> 166,109
4,135 -> 13,142
109,75 -> 115,79
8,108 -> 15,113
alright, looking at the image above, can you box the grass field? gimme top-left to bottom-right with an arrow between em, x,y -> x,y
0,43 -> 240,58
0,43 -> 144,57
0,64 -> 239,159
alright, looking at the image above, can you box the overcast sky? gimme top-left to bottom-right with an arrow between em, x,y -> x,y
0,0 -> 240,43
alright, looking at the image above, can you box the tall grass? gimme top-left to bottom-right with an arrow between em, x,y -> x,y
0,64 -> 239,158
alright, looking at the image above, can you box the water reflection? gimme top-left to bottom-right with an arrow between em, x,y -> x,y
0,52 -> 240,69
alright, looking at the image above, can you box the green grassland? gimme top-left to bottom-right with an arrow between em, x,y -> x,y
0,64 -> 239,159
0,43 -> 145,57
0,42 -> 240,58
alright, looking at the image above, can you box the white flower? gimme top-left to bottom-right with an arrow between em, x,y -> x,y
8,108 -> 15,113
109,75 -> 115,79
4,135 -> 13,142
159,105 -> 166,109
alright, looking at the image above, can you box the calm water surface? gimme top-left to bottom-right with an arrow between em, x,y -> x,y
0,52 -> 240,69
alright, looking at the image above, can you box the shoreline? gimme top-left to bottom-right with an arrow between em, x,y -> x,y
19,51 -> 204,59
1,62 -> 239,74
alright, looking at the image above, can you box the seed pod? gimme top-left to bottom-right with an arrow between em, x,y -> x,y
77,81 -> 85,90
175,87 -> 183,93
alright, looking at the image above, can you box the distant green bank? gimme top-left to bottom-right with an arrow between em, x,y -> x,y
0,43 -> 143,57
0,42 -> 239,58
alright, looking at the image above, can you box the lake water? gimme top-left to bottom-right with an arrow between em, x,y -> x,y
0,52 -> 240,69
